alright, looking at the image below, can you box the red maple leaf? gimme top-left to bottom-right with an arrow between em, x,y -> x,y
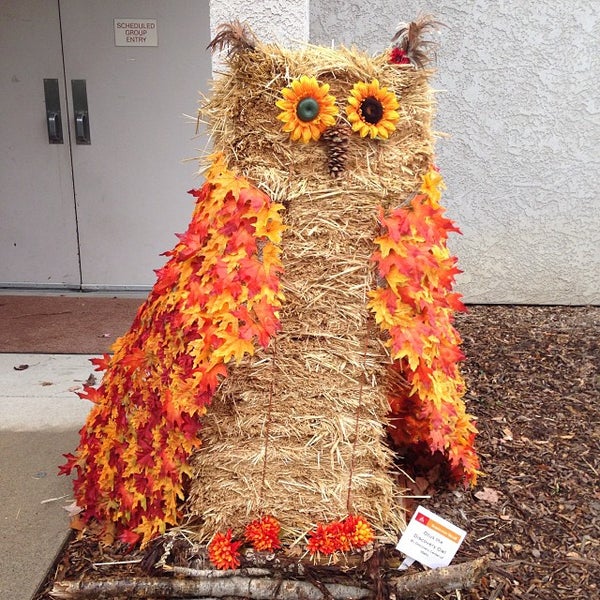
77,385 -> 103,404
58,453 -> 77,476
119,528 -> 141,547
90,354 -> 111,372
378,207 -> 411,242
153,262 -> 180,295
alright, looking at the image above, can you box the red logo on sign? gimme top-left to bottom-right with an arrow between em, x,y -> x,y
415,512 -> 429,525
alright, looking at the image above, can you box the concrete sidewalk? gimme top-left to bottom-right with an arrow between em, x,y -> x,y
0,354 -> 95,600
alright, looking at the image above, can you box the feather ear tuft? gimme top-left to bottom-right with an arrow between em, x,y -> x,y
390,15 -> 442,68
207,20 -> 258,57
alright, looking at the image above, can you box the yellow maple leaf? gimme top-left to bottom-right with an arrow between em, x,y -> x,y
261,242 -> 283,276
373,235 -> 403,258
205,292 -> 235,316
213,336 -> 255,364
401,346 -> 421,371
204,151 -> 228,180
177,258 -> 195,286
203,152 -> 252,201
254,203 -> 286,242
420,169 -> 445,208
385,266 -> 411,294
222,247 -> 249,271
367,289 -> 396,329
134,516 -> 166,548
214,171 -> 249,202
98,464 -> 118,491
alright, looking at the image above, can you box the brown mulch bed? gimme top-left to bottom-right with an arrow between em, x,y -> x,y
34,305 -> 599,599
429,305 -> 600,598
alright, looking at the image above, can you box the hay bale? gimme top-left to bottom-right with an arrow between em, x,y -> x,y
186,37 -> 436,545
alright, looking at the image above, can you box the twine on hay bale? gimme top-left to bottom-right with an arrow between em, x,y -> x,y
186,39 -> 436,544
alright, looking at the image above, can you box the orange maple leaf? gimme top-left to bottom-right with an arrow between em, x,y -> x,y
370,168 -> 478,487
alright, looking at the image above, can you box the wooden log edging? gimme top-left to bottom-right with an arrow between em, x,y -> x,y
50,557 -> 489,599
50,576 -> 370,600
393,557 -> 489,598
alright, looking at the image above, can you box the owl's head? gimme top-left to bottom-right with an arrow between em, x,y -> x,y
202,18 -> 439,207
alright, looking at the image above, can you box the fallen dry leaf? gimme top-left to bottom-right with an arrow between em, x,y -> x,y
409,476 -> 431,496
63,501 -> 83,517
69,514 -> 86,532
475,487 -> 501,504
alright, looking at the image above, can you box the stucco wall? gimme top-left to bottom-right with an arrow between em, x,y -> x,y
310,1 -> 600,305
209,0 -> 309,46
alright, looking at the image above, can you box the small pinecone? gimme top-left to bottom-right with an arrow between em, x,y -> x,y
322,125 -> 351,178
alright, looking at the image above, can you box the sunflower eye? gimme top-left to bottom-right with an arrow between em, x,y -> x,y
275,76 -> 338,143
360,97 -> 384,124
296,97 -> 320,122
346,79 -> 399,139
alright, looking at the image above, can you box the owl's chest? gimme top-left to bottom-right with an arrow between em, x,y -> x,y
276,188 -> 380,337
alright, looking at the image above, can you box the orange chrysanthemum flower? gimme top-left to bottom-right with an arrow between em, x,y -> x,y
345,515 -> 375,548
307,515 -> 375,555
346,79 -> 399,139
276,75 -> 338,143
244,515 -> 282,551
307,522 -> 339,555
208,530 -> 243,570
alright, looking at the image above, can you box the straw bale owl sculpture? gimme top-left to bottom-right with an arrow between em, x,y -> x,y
62,18 -> 478,554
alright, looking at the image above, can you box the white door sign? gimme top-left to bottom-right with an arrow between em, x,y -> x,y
114,19 -> 158,46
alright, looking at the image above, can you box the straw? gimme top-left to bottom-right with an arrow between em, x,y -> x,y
185,39 -> 436,546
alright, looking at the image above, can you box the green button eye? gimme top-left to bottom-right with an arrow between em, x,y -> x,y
296,97 -> 320,122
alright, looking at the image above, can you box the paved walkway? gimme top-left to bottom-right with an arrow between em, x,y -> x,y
0,353 -> 94,600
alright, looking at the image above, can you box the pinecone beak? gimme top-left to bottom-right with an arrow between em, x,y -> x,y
322,124 -> 351,178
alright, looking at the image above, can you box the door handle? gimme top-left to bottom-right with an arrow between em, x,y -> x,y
48,112 -> 62,142
71,79 -> 91,144
75,112 -> 89,142
43,79 -> 63,144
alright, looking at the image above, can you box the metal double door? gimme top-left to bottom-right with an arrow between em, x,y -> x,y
0,0 -> 211,289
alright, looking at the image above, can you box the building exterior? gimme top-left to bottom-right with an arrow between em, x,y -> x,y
2,0 -> 598,303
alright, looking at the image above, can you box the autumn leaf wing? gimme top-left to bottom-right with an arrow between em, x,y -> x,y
61,154 -> 285,546
368,169 -> 479,486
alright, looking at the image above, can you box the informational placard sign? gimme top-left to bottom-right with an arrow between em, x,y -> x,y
396,506 -> 466,569
114,19 -> 158,47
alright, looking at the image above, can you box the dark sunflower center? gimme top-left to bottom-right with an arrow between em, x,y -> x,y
296,97 -> 320,122
360,97 -> 384,124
